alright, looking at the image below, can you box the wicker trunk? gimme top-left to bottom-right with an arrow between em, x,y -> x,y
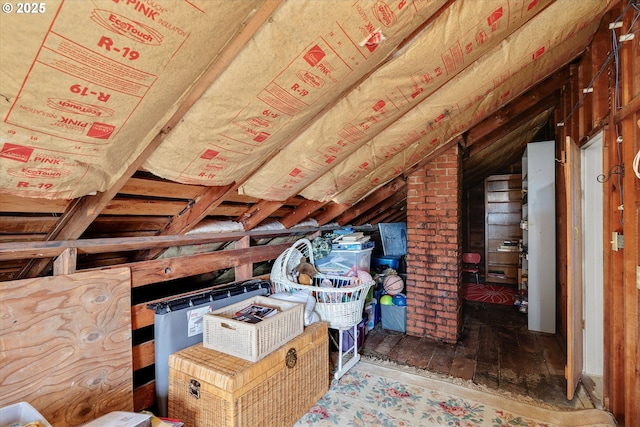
168,321 -> 329,427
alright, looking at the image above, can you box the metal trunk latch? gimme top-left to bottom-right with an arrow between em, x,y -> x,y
285,348 -> 297,368
189,379 -> 201,399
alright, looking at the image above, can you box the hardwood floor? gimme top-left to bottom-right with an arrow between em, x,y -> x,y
357,300 -> 595,409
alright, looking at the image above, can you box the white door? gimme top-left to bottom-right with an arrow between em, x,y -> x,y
581,133 -> 604,376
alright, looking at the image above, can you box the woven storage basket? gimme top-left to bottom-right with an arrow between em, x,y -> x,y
169,322 -> 329,427
203,296 -> 303,362
271,238 -> 374,330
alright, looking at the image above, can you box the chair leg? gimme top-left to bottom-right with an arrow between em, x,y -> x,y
475,273 -> 479,284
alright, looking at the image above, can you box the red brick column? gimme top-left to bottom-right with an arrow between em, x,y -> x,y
405,145 -> 462,344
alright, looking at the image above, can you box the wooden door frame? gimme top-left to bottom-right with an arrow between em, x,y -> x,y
564,136 -> 584,400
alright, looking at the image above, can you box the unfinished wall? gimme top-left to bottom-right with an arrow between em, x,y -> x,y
553,4 -> 639,423
405,145 -> 462,344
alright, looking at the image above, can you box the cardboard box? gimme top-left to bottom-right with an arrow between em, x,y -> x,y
169,322 -> 329,427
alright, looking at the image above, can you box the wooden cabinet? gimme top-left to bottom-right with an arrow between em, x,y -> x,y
484,174 -> 522,285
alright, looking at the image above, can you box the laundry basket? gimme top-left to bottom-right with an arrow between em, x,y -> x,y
271,238 -> 374,330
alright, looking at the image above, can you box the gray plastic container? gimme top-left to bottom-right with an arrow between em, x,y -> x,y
381,304 -> 406,332
149,279 -> 270,417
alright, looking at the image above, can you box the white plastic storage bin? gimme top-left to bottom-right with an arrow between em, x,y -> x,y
0,402 -> 52,427
315,248 -> 373,275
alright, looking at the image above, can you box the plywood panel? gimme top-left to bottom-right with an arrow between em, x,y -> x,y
0,267 -> 133,427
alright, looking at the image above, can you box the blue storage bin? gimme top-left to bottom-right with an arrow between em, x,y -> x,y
371,255 -> 401,272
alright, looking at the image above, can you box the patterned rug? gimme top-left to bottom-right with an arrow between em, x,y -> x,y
461,283 -> 516,306
294,361 -> 616,427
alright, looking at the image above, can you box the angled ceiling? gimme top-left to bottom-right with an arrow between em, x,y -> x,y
0,0 -> 611,280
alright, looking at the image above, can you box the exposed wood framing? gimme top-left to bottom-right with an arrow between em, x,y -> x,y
353,186 -> 407,226
279,199 -> 328,229
314,203 -> 351,226
618,4 -> 638,425
553,5 -> 639,424
613,95 -> 640,124
578,46 -> 594,139
237,199 -> 287,230
234,236 -> 252,280
129,243 -> 290,287
590,16 -> 612,129
466,69 -> 569,151
0,228 -> 319,261
0,2 -> 636,424
335,178 -> 406,225
53,247 -> 77,275
141,183 -> 236,259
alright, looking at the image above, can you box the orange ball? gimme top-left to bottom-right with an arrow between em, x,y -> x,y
383,275 -> 404,296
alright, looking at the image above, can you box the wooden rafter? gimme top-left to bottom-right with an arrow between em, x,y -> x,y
140,183 -> 237,259
353,187 -> 407,226
237,199 -> 286,230
467,94 -> 557,158
335,178 -> 406,226
465,68 -> 570,153
279,199 -> 328,229
314,203 -> 351,226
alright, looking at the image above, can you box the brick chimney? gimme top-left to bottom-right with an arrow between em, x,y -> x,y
405,145 -> 462,344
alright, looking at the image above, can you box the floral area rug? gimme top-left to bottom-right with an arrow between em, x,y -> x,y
294,361 -> 616,427
461,283 -> 516,306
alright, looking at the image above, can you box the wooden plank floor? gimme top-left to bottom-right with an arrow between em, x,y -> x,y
358,300 -> 594,409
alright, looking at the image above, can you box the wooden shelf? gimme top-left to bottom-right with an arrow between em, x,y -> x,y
484,174 -> 522,286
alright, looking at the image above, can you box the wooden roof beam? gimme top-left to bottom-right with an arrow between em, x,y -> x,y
467,93 -> 559,158
0,227 -> 323,262
139,184 -> 237,259
314,203 -> 351,226
353,188 -> 407,226
465,68 -> 570,152
389,210 -> 407,222
237,199 -> 286,231
335,178 -> 406,226
279,199 -> 328,229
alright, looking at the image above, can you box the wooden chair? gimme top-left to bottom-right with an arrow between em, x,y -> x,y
462,253 -> 481,284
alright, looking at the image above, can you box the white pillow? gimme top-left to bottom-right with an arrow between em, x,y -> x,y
270,290 -> 319,326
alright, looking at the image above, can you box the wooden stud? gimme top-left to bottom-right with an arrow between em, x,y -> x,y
53,247 -> 77,275
234,236 -> 252,281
